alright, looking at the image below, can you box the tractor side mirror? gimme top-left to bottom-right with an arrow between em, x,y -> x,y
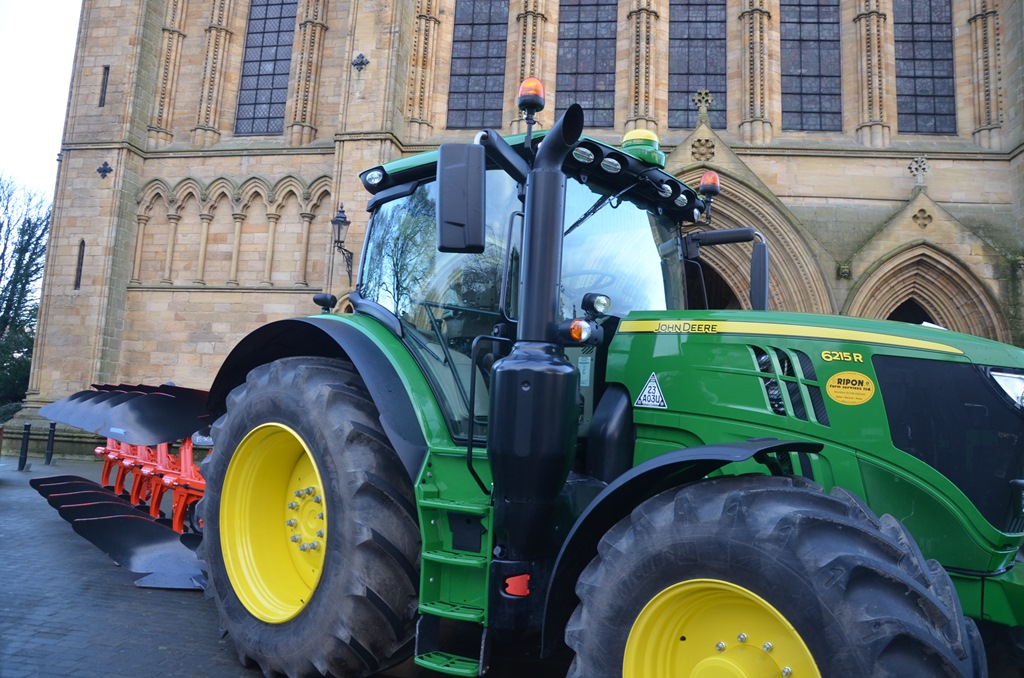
437,143 -> 486,253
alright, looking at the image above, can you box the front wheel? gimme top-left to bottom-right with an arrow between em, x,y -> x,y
198,357 -> 421,677
566,475 -> 985,677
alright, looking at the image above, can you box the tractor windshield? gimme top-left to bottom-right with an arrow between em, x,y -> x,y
359,169 -> 683,438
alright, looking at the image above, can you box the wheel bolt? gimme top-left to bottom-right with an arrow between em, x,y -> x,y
782,668 -> 792,677
737,633 -> 747,643
763,642 -> 773,653
291,535 -> 301,542
313,495 -> 322,504
288,502 -> 299,510
715,642 -> 726,652
305,487 -> 314,495
294,490 -> 303,498
309,541 -> 320,550
316,530 -> 324,537
299,543 -> 308,551
317,512 -> 324,520
286,519 -> 297,527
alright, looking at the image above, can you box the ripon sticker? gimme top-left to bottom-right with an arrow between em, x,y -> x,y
635,373 -> 668,409
825,371 -> 875,406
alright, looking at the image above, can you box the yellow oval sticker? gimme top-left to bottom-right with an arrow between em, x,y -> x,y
825,371 -> 875,406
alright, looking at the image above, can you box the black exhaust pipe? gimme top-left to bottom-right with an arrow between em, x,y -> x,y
487,104 -> 584,562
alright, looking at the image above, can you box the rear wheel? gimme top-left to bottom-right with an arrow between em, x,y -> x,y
198,357 -> 420,677
566,475 -> 985,677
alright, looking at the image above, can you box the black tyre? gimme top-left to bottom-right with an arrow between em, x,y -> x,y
565,475 -> 985,677
197,357 -> 420,677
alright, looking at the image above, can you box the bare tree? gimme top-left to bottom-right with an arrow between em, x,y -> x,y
0,175 -> 49,415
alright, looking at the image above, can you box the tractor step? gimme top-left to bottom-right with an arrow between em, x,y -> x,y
419,600 -> 486,623
413,613 -> 489,677
414,651 -> 480,677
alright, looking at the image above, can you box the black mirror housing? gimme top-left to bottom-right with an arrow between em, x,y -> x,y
437,143 -> 486,253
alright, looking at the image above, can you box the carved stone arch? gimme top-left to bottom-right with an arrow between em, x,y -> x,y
238,177 -> 272,213
136,179 -> 172,217
675,166 -> 835,314
204,178 -> 238,213
304,175 -> 333,213
270,175 -> 306,213
171,178 -> 205,215
844,242 -> 1010,342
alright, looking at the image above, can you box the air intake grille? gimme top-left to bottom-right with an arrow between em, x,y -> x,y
750,346 -> 829,426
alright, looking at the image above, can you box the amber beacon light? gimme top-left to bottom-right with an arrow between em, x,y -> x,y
517,78 -> 546,114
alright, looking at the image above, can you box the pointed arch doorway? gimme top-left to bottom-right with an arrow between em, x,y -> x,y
673,166 -> 833,314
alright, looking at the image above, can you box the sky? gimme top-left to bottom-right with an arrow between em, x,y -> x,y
0,1 -> 82,200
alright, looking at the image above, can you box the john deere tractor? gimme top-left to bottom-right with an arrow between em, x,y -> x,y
39,82 -> 1024,677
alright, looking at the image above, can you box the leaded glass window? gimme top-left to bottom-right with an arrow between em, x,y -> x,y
556,0 -> 617,128
893,0 -> 956,134
235,0 -> 297,135
668,0 -> 727,129
780,0 -> 842,131
447,0 -> 509,129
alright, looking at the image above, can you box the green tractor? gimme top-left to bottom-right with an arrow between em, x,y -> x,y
40,85 -> 1024,676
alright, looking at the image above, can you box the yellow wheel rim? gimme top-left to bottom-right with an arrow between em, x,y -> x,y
221,423 -> 328,623
624,579 -> 820,678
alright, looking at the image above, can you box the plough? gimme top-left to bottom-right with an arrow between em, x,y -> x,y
97,436 -> 206,534
31,383 -> 212,589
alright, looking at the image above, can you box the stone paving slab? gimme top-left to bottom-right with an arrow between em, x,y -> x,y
0,455 -> 570,678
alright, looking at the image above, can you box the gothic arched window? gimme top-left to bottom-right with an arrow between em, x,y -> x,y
235,0 -> 298,135
780,0 -> 842,131
893,0 -> 956,134
447,0 -> 509,129
668,0 -> 727,129
556,0 -> 617,128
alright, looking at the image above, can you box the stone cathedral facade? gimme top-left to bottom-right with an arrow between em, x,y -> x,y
19,0 -> 1024,428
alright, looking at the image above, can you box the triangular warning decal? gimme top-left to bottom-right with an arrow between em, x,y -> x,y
635,373 -> 668,409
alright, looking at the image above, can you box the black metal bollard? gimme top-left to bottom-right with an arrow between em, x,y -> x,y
45,422 -> 56,465
17,423 -> 30,472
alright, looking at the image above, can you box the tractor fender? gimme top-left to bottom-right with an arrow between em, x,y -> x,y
206,316 -> 428,482
540,438 -> 824,656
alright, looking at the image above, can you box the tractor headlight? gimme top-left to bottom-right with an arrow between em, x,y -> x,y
991,371 -> 1024,408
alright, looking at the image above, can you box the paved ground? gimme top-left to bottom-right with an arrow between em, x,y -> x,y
0,454 -> 571,678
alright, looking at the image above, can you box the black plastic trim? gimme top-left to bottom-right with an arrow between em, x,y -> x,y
207,316 -> 427,481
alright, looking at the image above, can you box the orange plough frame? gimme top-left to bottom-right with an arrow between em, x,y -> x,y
96,438 -> 209,533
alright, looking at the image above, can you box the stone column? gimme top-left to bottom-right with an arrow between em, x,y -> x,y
509,0 -> 550,133
408,0 -> 441,139
194,212 -> 213,284
261,213 -> 280,286
148,0 -> 189,148
854,0 -> 891,147
192,0 -> 234,148
288,0 -> 328,146
227,212 -> 244,286
161,214 -> 180,284
739,0 -> 773,144
130,215 -> 149,285
625,0 -> 660,132
297,212 -> 314,287
969,0 -> 1002,149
